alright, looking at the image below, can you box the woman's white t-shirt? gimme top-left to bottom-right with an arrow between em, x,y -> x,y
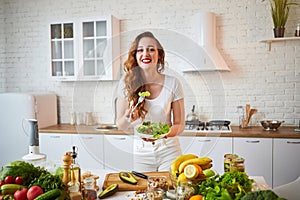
117,74 -> 184,171
118,74 -> 184,125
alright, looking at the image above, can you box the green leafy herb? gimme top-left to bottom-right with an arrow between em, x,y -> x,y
0,160 -> 48,186
0,160 -> 66,192
29,171 -> 65,192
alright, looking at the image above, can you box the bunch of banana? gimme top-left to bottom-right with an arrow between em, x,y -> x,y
178,157 -> 212,173
170,154 -> 198,177
170,154 -> 213,183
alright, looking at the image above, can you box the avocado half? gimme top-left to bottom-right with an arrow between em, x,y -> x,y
98,183 -> 118,199
119,172 -> 138,185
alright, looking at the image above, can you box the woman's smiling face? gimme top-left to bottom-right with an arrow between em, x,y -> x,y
136,37 -> 159,70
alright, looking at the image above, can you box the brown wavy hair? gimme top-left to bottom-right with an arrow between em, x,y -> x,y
123,31 -> 165,119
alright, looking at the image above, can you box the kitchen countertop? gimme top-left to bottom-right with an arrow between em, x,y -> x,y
82,168 -> 269,200
39,124 -> 300,139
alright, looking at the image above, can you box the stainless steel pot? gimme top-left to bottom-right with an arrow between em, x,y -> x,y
186,105 -> 198,121
260,120 -> 284,131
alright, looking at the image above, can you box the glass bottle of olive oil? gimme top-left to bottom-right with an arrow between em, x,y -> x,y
68,146 -> 81,192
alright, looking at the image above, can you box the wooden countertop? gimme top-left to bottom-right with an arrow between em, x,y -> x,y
39,124 -> 300,139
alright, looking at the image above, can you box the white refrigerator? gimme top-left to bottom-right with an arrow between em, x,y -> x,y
0,93 -> 57,167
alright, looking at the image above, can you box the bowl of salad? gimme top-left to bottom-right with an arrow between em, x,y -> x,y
135,121 -> 171,140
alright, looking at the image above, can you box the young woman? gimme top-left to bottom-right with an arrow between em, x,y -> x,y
116,31 -> 185,171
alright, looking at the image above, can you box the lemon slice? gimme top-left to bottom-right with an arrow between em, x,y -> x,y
184,164 -> 199,179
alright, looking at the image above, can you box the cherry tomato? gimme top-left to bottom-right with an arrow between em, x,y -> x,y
4,176 -> 14,184
15,176 -> 24,185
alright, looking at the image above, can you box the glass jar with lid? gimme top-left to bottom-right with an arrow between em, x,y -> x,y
224,154 -> 245,172
176,181 -> 195,200
83,177 -> 97,200
230,158 -> 245,172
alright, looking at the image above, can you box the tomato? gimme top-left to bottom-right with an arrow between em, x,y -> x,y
27,186 -> 43,200
15,176 -> 24,185
14,188 -> 28,200
4,176 -> 14,184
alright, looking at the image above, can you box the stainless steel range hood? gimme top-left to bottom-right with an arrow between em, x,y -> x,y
182,12 -> 230,72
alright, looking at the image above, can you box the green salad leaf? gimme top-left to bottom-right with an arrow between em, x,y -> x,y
138,91 -> 151,97
196,171 -> 254,200
137,121 -> 170,139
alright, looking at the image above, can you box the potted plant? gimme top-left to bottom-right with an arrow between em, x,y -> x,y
262,0 -> 299,37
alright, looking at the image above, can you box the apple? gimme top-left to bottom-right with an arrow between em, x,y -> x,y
14,188 -> 28,200
27,186 -> 43,200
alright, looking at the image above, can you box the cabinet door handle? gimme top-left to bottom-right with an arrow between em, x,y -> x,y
50,136 -> 60,139
197,139 -> 211,142
113,137 -> 126,140
81,136 -> 93,140
287,141 -> 300,144
246,140 -> 260,143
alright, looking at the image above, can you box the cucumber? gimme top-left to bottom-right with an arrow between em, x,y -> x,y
34,188 -> 61,200
0,184 -> 26,195
98,183 -> 118,199
54,189 -> 68,200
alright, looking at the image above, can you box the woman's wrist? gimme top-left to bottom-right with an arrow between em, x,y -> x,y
116,114 -> 132,130
168,124 -> 184,137
118,114 -> 143,130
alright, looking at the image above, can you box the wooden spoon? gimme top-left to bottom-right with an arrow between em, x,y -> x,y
246,108 -> 258,126
245,104 -> 250,121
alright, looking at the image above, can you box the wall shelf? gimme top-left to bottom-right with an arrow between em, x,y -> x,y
260,37 -> 300,51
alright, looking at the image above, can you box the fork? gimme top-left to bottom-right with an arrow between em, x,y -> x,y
129,96 -> 145,119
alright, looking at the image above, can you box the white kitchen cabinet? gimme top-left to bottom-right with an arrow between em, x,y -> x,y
103,135 -> 134,171
78,16 -> 120,80
233,137 -> 272,188
179,136 -> 232,174
273,138 -> 300,188
50,22 -> 76,80
39,133 -> 73,162
40,133 -> 104,169
72,134 -> 104,169
50,15 -> 120,81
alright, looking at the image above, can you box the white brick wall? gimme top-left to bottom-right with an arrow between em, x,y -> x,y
0,0 -> 299,125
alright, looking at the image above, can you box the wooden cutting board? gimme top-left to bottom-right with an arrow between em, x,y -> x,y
102,171 -> 173,191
